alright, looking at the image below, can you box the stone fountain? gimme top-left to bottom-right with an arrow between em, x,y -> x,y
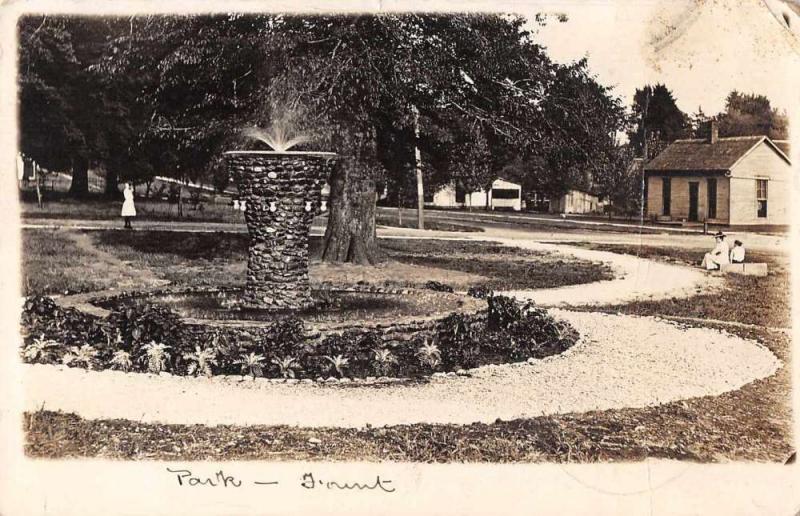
82,143 -> 485,369
225,150 -> 336,310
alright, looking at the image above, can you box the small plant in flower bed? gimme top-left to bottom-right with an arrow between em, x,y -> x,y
467,285 -> 492,299
20,295 -> 578,380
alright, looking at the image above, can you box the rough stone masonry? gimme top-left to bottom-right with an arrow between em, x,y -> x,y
226,152 -> 336,309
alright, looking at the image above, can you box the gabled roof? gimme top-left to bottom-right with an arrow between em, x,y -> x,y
773,140 -> 791,157
492,177 -> 521,188
645,136 -> 791,172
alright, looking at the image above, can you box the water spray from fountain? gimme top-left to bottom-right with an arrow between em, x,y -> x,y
241,103 -> 318,152
241,125 -> 310,152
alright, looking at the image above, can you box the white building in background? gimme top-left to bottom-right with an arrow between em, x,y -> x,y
549,189 -> 603,214
427,177 -> 523,211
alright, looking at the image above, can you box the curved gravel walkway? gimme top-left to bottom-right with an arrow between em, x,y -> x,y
487,237 -> 720,307
23,309 -> 780,428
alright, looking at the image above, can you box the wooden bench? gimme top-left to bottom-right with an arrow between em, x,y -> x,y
721,263 -> 768,277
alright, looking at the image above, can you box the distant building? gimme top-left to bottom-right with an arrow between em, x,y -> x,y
427,177 -> 522,211
644,123 -> 791,226
548,189 -> 603,214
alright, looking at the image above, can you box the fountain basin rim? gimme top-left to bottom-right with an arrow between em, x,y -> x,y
224,150 -> 337,157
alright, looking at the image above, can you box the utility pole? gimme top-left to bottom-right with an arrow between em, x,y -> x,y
412,105 -> 425,230
398,185 -> 403,226
639,88 -> 650,226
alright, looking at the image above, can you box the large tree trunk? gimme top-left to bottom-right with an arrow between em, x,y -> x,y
104,167 -> 120,199
68,155 -> 89,198
321,160 -> 383,265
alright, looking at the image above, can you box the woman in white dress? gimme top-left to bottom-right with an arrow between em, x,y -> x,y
700,231 -> 730,270
121,183 -> 137,229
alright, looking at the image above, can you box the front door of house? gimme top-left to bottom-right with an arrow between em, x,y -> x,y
688,182 -> 699,222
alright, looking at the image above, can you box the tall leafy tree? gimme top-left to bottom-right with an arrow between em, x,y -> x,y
19,16 -> 158,199
592,144 -> 642,216
628,83 -> 690,159
715,91 -> 788,139
266,14 -> 558,263
103,16 -> 263,192
90,13 -> 628,264
536,59 -> 627,197
18,17 -> 83,174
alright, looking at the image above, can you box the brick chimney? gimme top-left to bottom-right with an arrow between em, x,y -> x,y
708,120 -> 719,144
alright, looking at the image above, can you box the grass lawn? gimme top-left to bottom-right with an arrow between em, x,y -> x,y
87,230 -> 613,291
22,230 -> 111,296
375,212 -> 483,233
380,207 -> 673,235
380,239 -> 614,290
22,195 -> 246,224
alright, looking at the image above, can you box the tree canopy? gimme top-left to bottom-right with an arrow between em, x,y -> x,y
715,91 -> 788,139
20,13 -> 630,261
627,83 -> 690,159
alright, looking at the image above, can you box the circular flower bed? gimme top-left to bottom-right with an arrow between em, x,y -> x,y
20,291 -> 579,381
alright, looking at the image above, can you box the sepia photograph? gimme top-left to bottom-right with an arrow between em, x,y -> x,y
1,0 -> 799,514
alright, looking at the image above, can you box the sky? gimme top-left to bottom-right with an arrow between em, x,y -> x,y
527,0 -> 800,117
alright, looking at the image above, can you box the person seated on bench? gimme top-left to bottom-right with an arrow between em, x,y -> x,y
701,231 -> 730,270
730,240 -> 746,264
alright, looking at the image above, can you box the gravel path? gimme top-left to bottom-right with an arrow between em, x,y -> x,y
23,310 -> 780,428
488,237 -> 721,307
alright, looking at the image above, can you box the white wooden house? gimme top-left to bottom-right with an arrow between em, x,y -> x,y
548,189 -> 603,214
644,125 -> 791,226
428,178 -> 522,211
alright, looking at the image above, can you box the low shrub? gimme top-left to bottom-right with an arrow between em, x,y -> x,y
21,296 -> 104,350
424,280 -> 455,293
487,295 -> 522,331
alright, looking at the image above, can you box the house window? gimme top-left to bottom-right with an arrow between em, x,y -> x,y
662,177 -> 671,216
756,179 -> 768,218
707,178 -> 717,219
491,188 -> 519,199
